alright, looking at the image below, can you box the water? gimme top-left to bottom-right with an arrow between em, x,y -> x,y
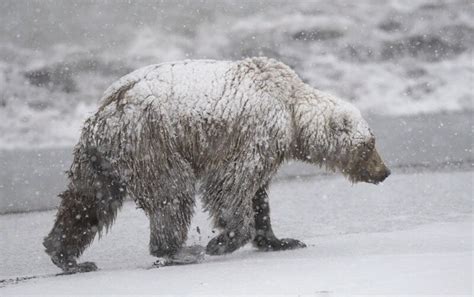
0,0 -> 472,149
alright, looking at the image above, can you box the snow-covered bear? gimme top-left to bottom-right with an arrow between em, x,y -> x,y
44,57 -> 390,272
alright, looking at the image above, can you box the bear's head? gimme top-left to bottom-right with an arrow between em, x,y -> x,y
293,89 -> 390,184
325,102 -> 390,184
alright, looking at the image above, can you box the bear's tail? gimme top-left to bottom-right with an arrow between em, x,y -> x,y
43,146 -> 127,272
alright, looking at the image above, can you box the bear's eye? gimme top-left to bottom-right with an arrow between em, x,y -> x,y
358,142 -> 373,160
367,137 -> 375,150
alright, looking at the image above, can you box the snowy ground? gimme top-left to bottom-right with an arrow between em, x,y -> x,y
1,169 -> 472,296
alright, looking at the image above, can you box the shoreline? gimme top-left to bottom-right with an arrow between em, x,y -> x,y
2,165 -> 472,216
1,111 -> 472,214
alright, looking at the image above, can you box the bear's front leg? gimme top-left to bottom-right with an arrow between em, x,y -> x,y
206,226 -> 252,255
252,186 -> 306,251
203,176 -> 254,255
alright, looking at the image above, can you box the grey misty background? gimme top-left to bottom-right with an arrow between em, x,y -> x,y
0,0 -> 472,213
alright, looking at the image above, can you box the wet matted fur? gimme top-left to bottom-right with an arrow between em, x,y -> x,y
44,57 -> 390,272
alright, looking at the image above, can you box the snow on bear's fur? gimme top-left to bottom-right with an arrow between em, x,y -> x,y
43,57 -> 390,272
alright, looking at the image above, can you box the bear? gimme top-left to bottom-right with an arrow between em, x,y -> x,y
43,57 -> 390,273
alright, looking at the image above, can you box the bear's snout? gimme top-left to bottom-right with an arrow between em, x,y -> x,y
350,148 -> 390,184
380,167 -> 391,181
371,166 -> 391,184
363,149 -> 390,184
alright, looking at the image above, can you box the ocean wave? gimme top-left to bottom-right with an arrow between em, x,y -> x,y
0,0 -> 472,149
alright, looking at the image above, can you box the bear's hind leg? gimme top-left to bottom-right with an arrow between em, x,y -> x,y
44,187 -> 125,273
43,147 -> 126,273
252,185 -> 306,251
43,190 -> 100,273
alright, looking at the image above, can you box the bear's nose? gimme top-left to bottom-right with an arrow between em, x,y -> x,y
379,168 -> 391,182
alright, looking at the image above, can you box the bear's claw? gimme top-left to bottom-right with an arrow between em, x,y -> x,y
206,236 -> 233,255
255,237 -> 306,251
206,233 -> 245,255
152,245 -> 206,267
63,261 -> 98,274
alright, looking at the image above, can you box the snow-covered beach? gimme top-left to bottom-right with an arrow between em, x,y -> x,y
1,109 -> 472,295
1,170 -> 472,295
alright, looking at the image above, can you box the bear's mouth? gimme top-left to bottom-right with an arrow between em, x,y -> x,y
345,150 -> 391,184
356,167 -> 391,184
353,168 -> 377,184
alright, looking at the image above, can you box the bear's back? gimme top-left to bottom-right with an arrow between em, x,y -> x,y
142,60 -> 235,119
99,59 -> 294,133
99,60 -> 230,112
94,58 -> 295,171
